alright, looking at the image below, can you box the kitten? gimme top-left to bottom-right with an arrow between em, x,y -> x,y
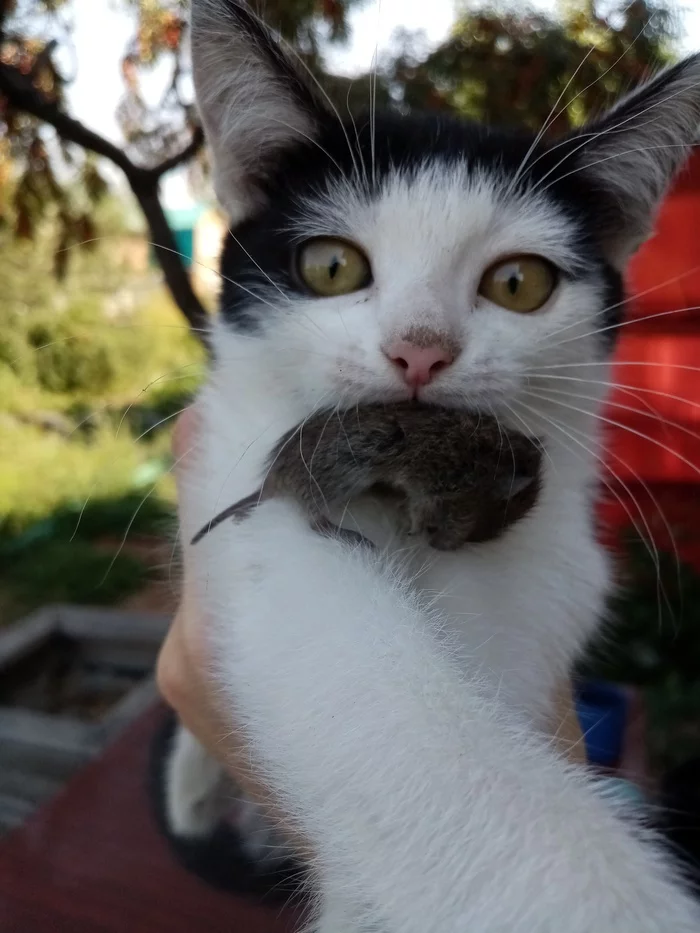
157,1 -> 700,928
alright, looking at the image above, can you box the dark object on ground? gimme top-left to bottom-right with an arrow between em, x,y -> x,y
0,703 -> 297,932
149,708 -> 309,905
658,757 -> 700,893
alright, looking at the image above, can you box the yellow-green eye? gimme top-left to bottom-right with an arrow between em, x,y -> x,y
479,255 -> 557,313
297,237 -> 372,297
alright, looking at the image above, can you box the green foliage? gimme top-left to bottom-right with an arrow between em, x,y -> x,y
0,199 -> 203,413
0,486 -> 178,620
0,199 -> 202,622
29,301 -> 117,394
2,540 -> 148,614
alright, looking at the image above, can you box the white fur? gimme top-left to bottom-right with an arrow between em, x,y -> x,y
571,56 -> 700,266
177,8 -> 700,927
166,723 -> 295,866
182,484 -> 700,932
191,0 -> 320,218
174,166 -> 699,929
165,725 -> 229,837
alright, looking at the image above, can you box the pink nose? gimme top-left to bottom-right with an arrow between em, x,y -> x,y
385,340 -> 455,388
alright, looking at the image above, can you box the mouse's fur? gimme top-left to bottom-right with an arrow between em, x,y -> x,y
156,3 -> 700,929
192,403 -> 543,551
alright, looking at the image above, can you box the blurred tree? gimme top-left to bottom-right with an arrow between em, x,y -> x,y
0,0 -> 681,339
0,0 -> 365,341
389,0 -> 679,134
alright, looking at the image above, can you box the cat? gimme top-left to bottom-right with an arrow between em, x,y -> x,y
156,1 -> 700,929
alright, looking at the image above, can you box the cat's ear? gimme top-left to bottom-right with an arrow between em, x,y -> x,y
190,0 -> 328,217
560,54 -> 700,268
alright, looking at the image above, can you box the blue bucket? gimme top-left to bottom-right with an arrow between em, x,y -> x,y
574,680 -> 628,767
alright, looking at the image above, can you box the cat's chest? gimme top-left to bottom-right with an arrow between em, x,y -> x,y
340,495 -> 608,723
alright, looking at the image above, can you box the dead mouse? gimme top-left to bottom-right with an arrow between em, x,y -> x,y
191,402 -> 543,551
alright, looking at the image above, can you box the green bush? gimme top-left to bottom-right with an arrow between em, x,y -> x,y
32,323 -> 118,395
1,539 -> 148,615
0,329 -> 35,380
0,200 -> 204,624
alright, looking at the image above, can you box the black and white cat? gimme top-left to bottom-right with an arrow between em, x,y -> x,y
158,1 -> 700,928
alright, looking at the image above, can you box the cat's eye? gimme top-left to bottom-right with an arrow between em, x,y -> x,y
479,255 -> 557,313
297,237 -> 372,297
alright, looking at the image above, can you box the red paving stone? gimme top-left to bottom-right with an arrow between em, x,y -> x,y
0,704 -> 297,933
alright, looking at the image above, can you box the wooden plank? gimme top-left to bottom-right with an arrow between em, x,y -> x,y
0,794 -> 36,835
98,677 -> 160,743
0,608 -> 55,668
0,707 -> 99,754
55,605 -> 171,642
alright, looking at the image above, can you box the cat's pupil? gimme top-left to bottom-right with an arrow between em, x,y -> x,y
507,275 -> 519,296
329,257 -> 340,280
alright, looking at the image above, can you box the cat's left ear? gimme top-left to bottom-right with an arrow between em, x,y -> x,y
190,0 -> 329,218
557,54 -> 700,268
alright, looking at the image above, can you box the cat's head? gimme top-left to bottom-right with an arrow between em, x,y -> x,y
191,0 -> 700,437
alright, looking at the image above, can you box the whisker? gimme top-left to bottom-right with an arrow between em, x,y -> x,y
508,40 -> 599,195
529,384 -> 700,448
224,227 -> 290,302
335,404 -> 360,467
522,389 -> 682,623
497,399 -> 556,472
203,417 -> 293,546
298,402 -> 339,514
541,142 -> 697,196
132,405 -> 192,444
254,390 -> 336,510
526,372 -> 700,417
113,366 -> 203,440
369,0 -> 382,191
515,6 -> 656,185
530,74 -> 700,197
58,235 -> 279,312
267,116 -> 346,176
548,302 -> 700,351
69,481 -> 97,542
265,16 -> 364,184
509,0 -> 645,195
306,399 -> 348,513
526,387 -> 700,483
96,441 -> 196,589
514,396 -> 667,621
530,360 -> 700,375
346,82 -> 370,193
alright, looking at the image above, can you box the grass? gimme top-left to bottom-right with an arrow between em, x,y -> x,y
0,287 -> 204,624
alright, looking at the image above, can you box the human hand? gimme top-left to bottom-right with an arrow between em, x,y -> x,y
155,407 -> 265,802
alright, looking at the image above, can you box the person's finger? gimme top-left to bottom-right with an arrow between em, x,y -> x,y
172,405 -> 200,491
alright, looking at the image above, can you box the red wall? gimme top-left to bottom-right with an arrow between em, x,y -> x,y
597,147 -> 700,566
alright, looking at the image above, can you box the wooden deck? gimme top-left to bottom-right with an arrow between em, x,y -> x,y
0,703 -> 297,932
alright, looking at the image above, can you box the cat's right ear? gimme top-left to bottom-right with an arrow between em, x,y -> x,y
190,0 -> 328,218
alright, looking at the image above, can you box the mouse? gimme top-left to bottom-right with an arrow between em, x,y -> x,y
192,402 -> 543,551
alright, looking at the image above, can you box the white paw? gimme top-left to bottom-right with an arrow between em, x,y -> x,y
164,725 -> 228,838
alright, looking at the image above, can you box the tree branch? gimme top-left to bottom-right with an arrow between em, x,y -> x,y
0,55 -> 210,347
151,126 -> 205,180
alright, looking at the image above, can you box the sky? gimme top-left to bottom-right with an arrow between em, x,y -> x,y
65,0 -> 700,209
